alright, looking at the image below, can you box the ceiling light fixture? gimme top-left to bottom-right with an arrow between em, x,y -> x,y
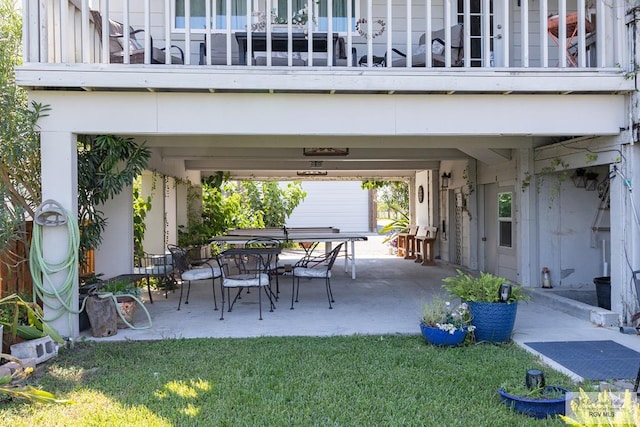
303,148 -> 349,157
297,170 -> 328,176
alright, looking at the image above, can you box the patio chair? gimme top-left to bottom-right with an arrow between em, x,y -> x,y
218,250 -> 275,320
133,252 -> 174,303
91,10 -> 184,64
245,238 -> 282,298
397,225 -> 419,259
291,242 -> 344,309
391,24 -> 464,67
167,244 -> 222,311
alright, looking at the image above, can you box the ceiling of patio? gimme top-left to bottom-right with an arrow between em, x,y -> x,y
145,134 -> 550,180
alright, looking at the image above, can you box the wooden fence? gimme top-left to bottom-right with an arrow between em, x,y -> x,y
0,221 -> 94,297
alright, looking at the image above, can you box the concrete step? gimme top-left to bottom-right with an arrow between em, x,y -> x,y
529,288 -> 619,327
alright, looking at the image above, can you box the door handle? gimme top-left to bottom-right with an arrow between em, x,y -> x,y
495,34 -> 502,39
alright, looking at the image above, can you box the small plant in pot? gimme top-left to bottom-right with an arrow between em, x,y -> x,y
443,269 -> 529,343
99,278 -> 143,329
420,298 -> 475,346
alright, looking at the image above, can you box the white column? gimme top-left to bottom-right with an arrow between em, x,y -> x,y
40,131 -> 78,339
611,144 -> 639,322
94,184 -> 134,276
516,148 -> 536,287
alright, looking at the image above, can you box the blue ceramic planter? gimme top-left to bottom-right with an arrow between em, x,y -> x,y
468,301 -> 518,343
498,386 -> 572,419
420,323 -> 467,346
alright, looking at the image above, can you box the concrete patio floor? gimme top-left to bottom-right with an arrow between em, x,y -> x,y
83,235 -> 640,382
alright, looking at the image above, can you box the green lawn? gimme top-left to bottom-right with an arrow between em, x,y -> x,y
1,335 -> 580,426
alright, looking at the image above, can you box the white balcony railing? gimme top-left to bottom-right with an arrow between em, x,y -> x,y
22,0 -> 626,70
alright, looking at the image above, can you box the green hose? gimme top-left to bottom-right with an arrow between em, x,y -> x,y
30,203 -> 152,333
30,206 -> 81,334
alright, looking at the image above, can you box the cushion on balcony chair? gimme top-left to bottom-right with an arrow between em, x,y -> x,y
392,23 -> 464,67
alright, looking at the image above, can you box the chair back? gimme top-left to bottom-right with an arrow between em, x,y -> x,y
167,244 -> 190,274
408,225 -> 419,236
294,242 -> 344,271
90,10 -> 141,56
418,23 -> 464,66
325,243 -> 345,271
424,226 -> 438,239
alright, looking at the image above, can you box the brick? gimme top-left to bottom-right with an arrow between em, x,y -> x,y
10,336 -> 58,364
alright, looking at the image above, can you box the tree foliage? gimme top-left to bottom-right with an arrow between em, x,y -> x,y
77,135 -> 150,263
0,0 -> 48,260
179,175 -> 306,247
362,180 -> 409,236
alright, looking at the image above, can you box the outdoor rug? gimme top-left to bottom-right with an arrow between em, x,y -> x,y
524,340 -> 640,381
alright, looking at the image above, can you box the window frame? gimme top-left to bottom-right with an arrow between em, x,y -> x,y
497,191 -> 512,248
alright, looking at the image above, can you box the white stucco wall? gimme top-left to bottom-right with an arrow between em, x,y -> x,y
285,181 -> 370,232
538,165 -> 612,288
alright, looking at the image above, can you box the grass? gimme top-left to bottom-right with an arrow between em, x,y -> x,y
0,335 -> 581,426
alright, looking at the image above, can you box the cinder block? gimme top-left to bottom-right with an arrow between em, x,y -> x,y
590,310 -> 619,327
10,336 -> 58,364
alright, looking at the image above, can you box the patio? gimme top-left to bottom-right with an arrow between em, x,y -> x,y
82,234 -> 640,384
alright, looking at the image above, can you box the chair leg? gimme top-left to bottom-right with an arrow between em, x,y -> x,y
326,278 -> 333,309
177,279 -> 184,310
219,283 -> 225,320
211,277 -> 218,310
258,285 -> 263,320
185,281 -> 192,304
146,274 -> 153,304
291,276 -> 296,309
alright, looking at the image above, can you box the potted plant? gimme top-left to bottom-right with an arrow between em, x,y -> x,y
99,278 -> 143,329
498,369 -> 572,419
499,384 -> 572,419
443,269 -> 529,343
419,298 -> 475,346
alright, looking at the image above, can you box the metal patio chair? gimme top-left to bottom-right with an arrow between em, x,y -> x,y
167,244 -> 222,311
291,242 -> 344,309
218,249 -> 276,320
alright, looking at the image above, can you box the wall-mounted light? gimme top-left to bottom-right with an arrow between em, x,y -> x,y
303,148 -> 349,157
297,170 -> 328,176
441,172 -> 451,189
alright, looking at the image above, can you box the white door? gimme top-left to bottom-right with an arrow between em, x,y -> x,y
456,0 -> 501,66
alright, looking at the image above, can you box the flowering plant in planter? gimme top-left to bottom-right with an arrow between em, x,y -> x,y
421,298 -> 475,334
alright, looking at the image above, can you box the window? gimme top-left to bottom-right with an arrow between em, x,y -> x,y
498,192 -> 512,248
174,0 -> 354,32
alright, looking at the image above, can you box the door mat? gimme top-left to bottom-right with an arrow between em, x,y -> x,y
524,340 -> 640,381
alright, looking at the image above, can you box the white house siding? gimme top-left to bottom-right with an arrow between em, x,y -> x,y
285,181 -> 370,232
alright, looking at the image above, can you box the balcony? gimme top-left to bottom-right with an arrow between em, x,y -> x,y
17,0 -> 633,95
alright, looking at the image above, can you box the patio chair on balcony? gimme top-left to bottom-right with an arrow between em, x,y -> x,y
167,244 -> 222,311
391,23 -> 464,67
90,10 -> 184,64
291,242 -> 344,310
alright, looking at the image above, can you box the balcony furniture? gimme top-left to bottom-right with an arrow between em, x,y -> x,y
397,225 -> 419,259
90,10 -> 184,64
167,244 -> 222,311
219,248 -> 277,320
199,33 -> 246,65
132,252 -> 174,303
234,32 -> 340,66
291,242 -> 345,309
391,24 -> 464,67
415,227 -> 439,266
547,13 -> 595,67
